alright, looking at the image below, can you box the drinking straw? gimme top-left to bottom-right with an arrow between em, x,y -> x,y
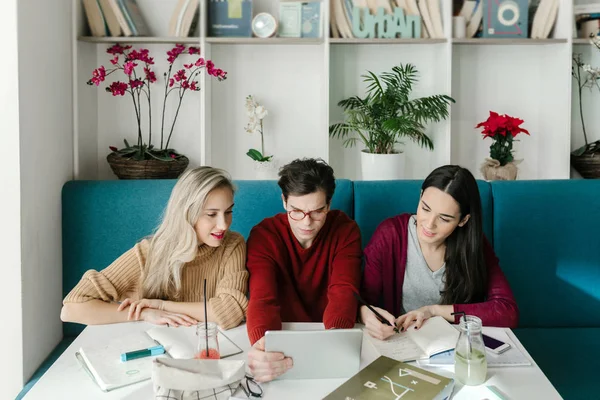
203,278 -> 208,356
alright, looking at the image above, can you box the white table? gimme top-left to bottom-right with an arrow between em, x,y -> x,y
24,322 -> 563,400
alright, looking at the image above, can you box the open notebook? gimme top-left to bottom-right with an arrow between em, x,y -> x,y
367,316 -> 460,362
76,326 -> 243,392
416,328 -> 532,367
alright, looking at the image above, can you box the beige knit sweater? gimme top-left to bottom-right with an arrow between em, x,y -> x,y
63,231 -> 249,329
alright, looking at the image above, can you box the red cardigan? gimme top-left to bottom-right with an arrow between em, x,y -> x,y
246,210 -> 362,345
362,213 -> 519,328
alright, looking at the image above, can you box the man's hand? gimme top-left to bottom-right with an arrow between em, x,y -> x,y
360,305 -> 397,340
139,308 -> 197,327
395,306 -> 434,332
247,337 -> 293,383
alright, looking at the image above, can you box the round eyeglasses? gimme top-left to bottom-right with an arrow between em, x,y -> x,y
287,207 -> 328,221
239,375 -> 263,398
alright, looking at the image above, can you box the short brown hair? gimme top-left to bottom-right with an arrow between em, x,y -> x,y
278,158 -> 336,204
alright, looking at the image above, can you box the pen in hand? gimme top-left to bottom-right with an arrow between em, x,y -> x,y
353,292 -> 400,333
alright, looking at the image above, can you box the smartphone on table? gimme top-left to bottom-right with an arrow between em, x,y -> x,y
482,333 -> 511,354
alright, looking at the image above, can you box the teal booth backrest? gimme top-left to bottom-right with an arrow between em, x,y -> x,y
353,180 -> 494,248
490,180 -> 600,328
61,179 -> 354,336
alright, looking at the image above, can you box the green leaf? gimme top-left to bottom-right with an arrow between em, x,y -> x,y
146,150 -> 174,161
362,71 -> 384,100
246,149 -> 264,161
572,144 -> 587,156
124,139 -> 131,148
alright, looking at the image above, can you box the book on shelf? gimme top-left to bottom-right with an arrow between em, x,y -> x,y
529,0 -> 558,39
207,0 -> 253,37
82,0 -> 108,37
82,0 -> 151,37
323,355 -> 455,400
366,316 -> 459,362
169,0 -> 200,37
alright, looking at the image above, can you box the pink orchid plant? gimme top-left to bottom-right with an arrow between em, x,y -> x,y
88,44 -> 227,161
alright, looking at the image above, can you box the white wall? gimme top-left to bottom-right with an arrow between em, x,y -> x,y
0,0 -> 24,396
18,0 -> 73,385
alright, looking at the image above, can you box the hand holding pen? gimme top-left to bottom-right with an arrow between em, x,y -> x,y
353,292 -> 399,341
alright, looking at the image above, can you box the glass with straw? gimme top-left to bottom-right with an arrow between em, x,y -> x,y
452,311 -> 487,385
195,279 -> 220,359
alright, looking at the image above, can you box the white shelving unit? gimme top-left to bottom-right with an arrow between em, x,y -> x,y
73,0 -> 596,181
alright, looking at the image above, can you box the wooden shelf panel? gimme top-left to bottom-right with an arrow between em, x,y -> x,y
206,37 -> 323,44
573,38 -> 594,45
330,38 -> 446,44
452,38 -> 568,45
78,36 -> 199,44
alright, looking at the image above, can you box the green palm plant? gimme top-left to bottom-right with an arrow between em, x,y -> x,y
329,64 -> 455,154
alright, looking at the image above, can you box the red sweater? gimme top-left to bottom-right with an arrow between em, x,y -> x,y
362,213 -> 519,328
246,210 -> 362,345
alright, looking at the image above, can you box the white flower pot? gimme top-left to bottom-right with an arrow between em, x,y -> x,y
254,160 -> 278,180
360,150 -> 405,180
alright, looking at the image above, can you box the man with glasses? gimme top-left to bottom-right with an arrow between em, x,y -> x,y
245,158 -> 362,383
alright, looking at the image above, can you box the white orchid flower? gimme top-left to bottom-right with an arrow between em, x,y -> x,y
255,105 -> 268,119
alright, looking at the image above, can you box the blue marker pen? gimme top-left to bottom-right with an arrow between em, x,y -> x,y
120,345 -> 165,362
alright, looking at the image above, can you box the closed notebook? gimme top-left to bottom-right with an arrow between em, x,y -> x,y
323,355 -> 454,399
367,316 -> 459,362
146,325 -> 243,359
76,333 -> 161,392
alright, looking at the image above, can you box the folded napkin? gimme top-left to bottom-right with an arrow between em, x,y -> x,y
152,357 -> 245,400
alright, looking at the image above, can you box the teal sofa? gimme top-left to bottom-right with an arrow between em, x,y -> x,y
18,179 -> 600,400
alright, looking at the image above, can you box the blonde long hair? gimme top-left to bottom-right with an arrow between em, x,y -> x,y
141,166 -> 234,300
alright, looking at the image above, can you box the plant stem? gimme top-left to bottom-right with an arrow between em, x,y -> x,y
165,92 -> 184,150
260,120 -> 265,155
147,79 -> 152,148
130,90 -> 142,158
576,63 -> 589,147
160,65 -> 173,149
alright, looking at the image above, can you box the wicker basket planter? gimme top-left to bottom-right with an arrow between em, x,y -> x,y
571,152 -> 600,179
107,152 -> 189,179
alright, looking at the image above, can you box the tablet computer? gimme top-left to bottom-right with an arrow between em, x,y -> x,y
264,328 -> 363,380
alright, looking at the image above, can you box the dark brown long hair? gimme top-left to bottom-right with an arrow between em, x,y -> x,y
422,165 -> 487,304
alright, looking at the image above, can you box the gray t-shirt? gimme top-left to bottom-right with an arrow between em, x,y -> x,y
401,215 -> 446,314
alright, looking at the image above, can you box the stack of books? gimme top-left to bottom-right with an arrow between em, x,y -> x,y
82,0 -> 151,37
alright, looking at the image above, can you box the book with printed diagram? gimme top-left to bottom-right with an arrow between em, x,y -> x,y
366,316 -> 459,362
76,332 -> 162,392
323,355 -> 454,400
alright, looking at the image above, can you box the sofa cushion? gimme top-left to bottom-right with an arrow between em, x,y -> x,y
514,328 -> 600,400
61,179 -> 354,337
353,180 -> 494,247
491,180 -> 600,328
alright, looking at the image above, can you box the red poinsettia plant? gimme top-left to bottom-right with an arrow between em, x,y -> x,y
475,111 -> 530,166
88,44 -> 227,161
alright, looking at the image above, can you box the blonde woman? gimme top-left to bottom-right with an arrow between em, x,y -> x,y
60,167 -> 249,330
